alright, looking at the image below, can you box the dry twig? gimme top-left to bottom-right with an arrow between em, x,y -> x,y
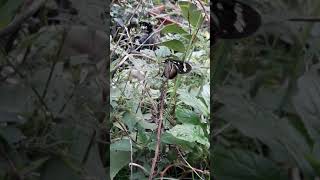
149,78 -> 168,180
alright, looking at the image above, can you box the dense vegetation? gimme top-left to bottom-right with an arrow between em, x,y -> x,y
111,0 -> 210,179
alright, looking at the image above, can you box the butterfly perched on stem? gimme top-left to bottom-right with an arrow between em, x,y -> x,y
212,0 -> 261,40
163,59 -> 192,79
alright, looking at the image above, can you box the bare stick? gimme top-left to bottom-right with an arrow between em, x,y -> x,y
149,79 -> 168,180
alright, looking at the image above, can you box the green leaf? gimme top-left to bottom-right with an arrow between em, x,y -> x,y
178,1 -> 204,27
0,0 -> 23,29
161,132 -> 195,149
136,124 -> 150,145
166,124 -> 209,148
214,146 -> 288,180
178,89 -> 209,116
111,139 -> 136,152
155,46 -> 171,57
122,111 -> 138,131
161,23 -> 188,35
175,108 -> 201,125
216,85 -> 314,174
161,39 -> 186,52
110,150 -> 131,180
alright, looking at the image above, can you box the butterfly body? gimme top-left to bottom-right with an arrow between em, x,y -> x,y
163,59 -> 192,79
212,0 -> 261,39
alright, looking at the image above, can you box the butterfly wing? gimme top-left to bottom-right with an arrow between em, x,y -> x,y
166,59 -> 192,74
175,61 -> 192,74
212,0 -> 261,39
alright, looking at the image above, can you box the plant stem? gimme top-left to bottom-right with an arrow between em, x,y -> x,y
149,79 -> 168,180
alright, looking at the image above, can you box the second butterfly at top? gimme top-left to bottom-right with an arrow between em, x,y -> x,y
212,0 -> 261,39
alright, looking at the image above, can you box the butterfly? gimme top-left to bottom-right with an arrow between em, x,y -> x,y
212,0 -> 261,39
163,59 -> 192,79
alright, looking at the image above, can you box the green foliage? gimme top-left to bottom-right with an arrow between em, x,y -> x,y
178,1 -> 204,28
0,0 -> 107,179
111,0 -> 209,179
161,39 -> 186,52
0,0 -> 23,29
213,0 -> 320,179
214,146 -> 288,180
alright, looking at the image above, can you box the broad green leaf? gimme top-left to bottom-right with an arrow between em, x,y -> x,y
214,146 -> 288,180
162,22 -> 196,40
166,124 -> 209,148
122,111 -> 138,131
161,132 -> 195,149
178,89 -> 209,116
138,119 -> 157,130
216,85 -> 313,174
161,23 -> 188,35
110,150 -> 130,180
161,39 -> 185,52
136,124 -> 150,145
178,1 -> 204,27
111,139 -> 136,152
175,108 -> 201,125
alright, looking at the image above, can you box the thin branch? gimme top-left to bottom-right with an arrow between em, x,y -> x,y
160,163 -> 185,179
195,0 -> 209,23
0,0 -> 47,38
149,79 -> 168,180
129,162 -> 149,175
176,147 -> 204,180
0,48 -> 52,119
42,28 -> 67,99
130,138 -> 133,179
81,130 -> 96,164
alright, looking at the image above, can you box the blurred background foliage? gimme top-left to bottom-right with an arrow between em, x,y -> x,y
213,0 -> 320,180
0,0 -> 107,180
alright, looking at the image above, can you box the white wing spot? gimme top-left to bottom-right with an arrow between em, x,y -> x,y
234,3 -> 246,33
183,63 -> 187,72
